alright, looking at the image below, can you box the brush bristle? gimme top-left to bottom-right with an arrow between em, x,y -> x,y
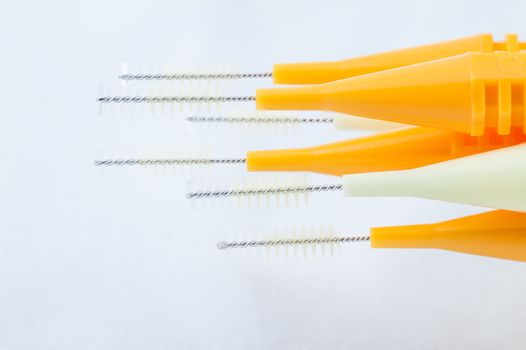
186,110 -> 336,134
118,63 -> 270,82
218,225 -> 358,259
186,174 -> 311,208
94,148 -> 240,177
96,82 -> 252,116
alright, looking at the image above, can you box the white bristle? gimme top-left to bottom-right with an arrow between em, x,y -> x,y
97,85 -> 106,116
96,83 -> 253,115
186,174 -> 315,208
185,110 -> 338,135
119,64 -> 271,82
93,147 -> 248,178
217,225 -> 368,259
120,62 -> 130,88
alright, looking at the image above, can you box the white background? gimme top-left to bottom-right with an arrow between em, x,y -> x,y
2,0 -> 526,348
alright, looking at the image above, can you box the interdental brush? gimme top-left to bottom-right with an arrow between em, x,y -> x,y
218,210 -> 526,263
185,111 -> 407,132
120,34 -> 523,85
95,127 -> 526,177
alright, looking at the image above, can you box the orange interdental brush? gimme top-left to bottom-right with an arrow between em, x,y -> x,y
95,126 -> 526,176
271,34 -> 524,84
120,34 -> 525,85
218,210 -> 526,263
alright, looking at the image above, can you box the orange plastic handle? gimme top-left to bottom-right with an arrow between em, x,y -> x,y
273,34 -> 526,84
246,127 -> 526,176
258,51 -> 526,136
371,210 -> 526,262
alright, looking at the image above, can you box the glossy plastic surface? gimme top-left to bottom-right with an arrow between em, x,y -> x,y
273,34 -> 496,84
247,127 -> 526,176
258,50 -> 526,136
343,143 -> 526,212
371,210 -> 526,262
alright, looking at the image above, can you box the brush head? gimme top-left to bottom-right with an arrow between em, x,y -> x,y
186,112 -> 334,125
93,149 -> 248,180
96,83 -> 254,116
185,110 -> 335,135
185,174 -> 341,208
217,225 -> 370,259
118,62 -> 272,81
94,158 -> 246,166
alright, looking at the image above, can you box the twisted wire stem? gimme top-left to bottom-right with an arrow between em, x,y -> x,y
217,235 -> 370,249
96,96 -> 256,104
94,158 -> 246,166
186,115 -> 334,124
186,184 -> 343,199
119,72 -> 273,80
